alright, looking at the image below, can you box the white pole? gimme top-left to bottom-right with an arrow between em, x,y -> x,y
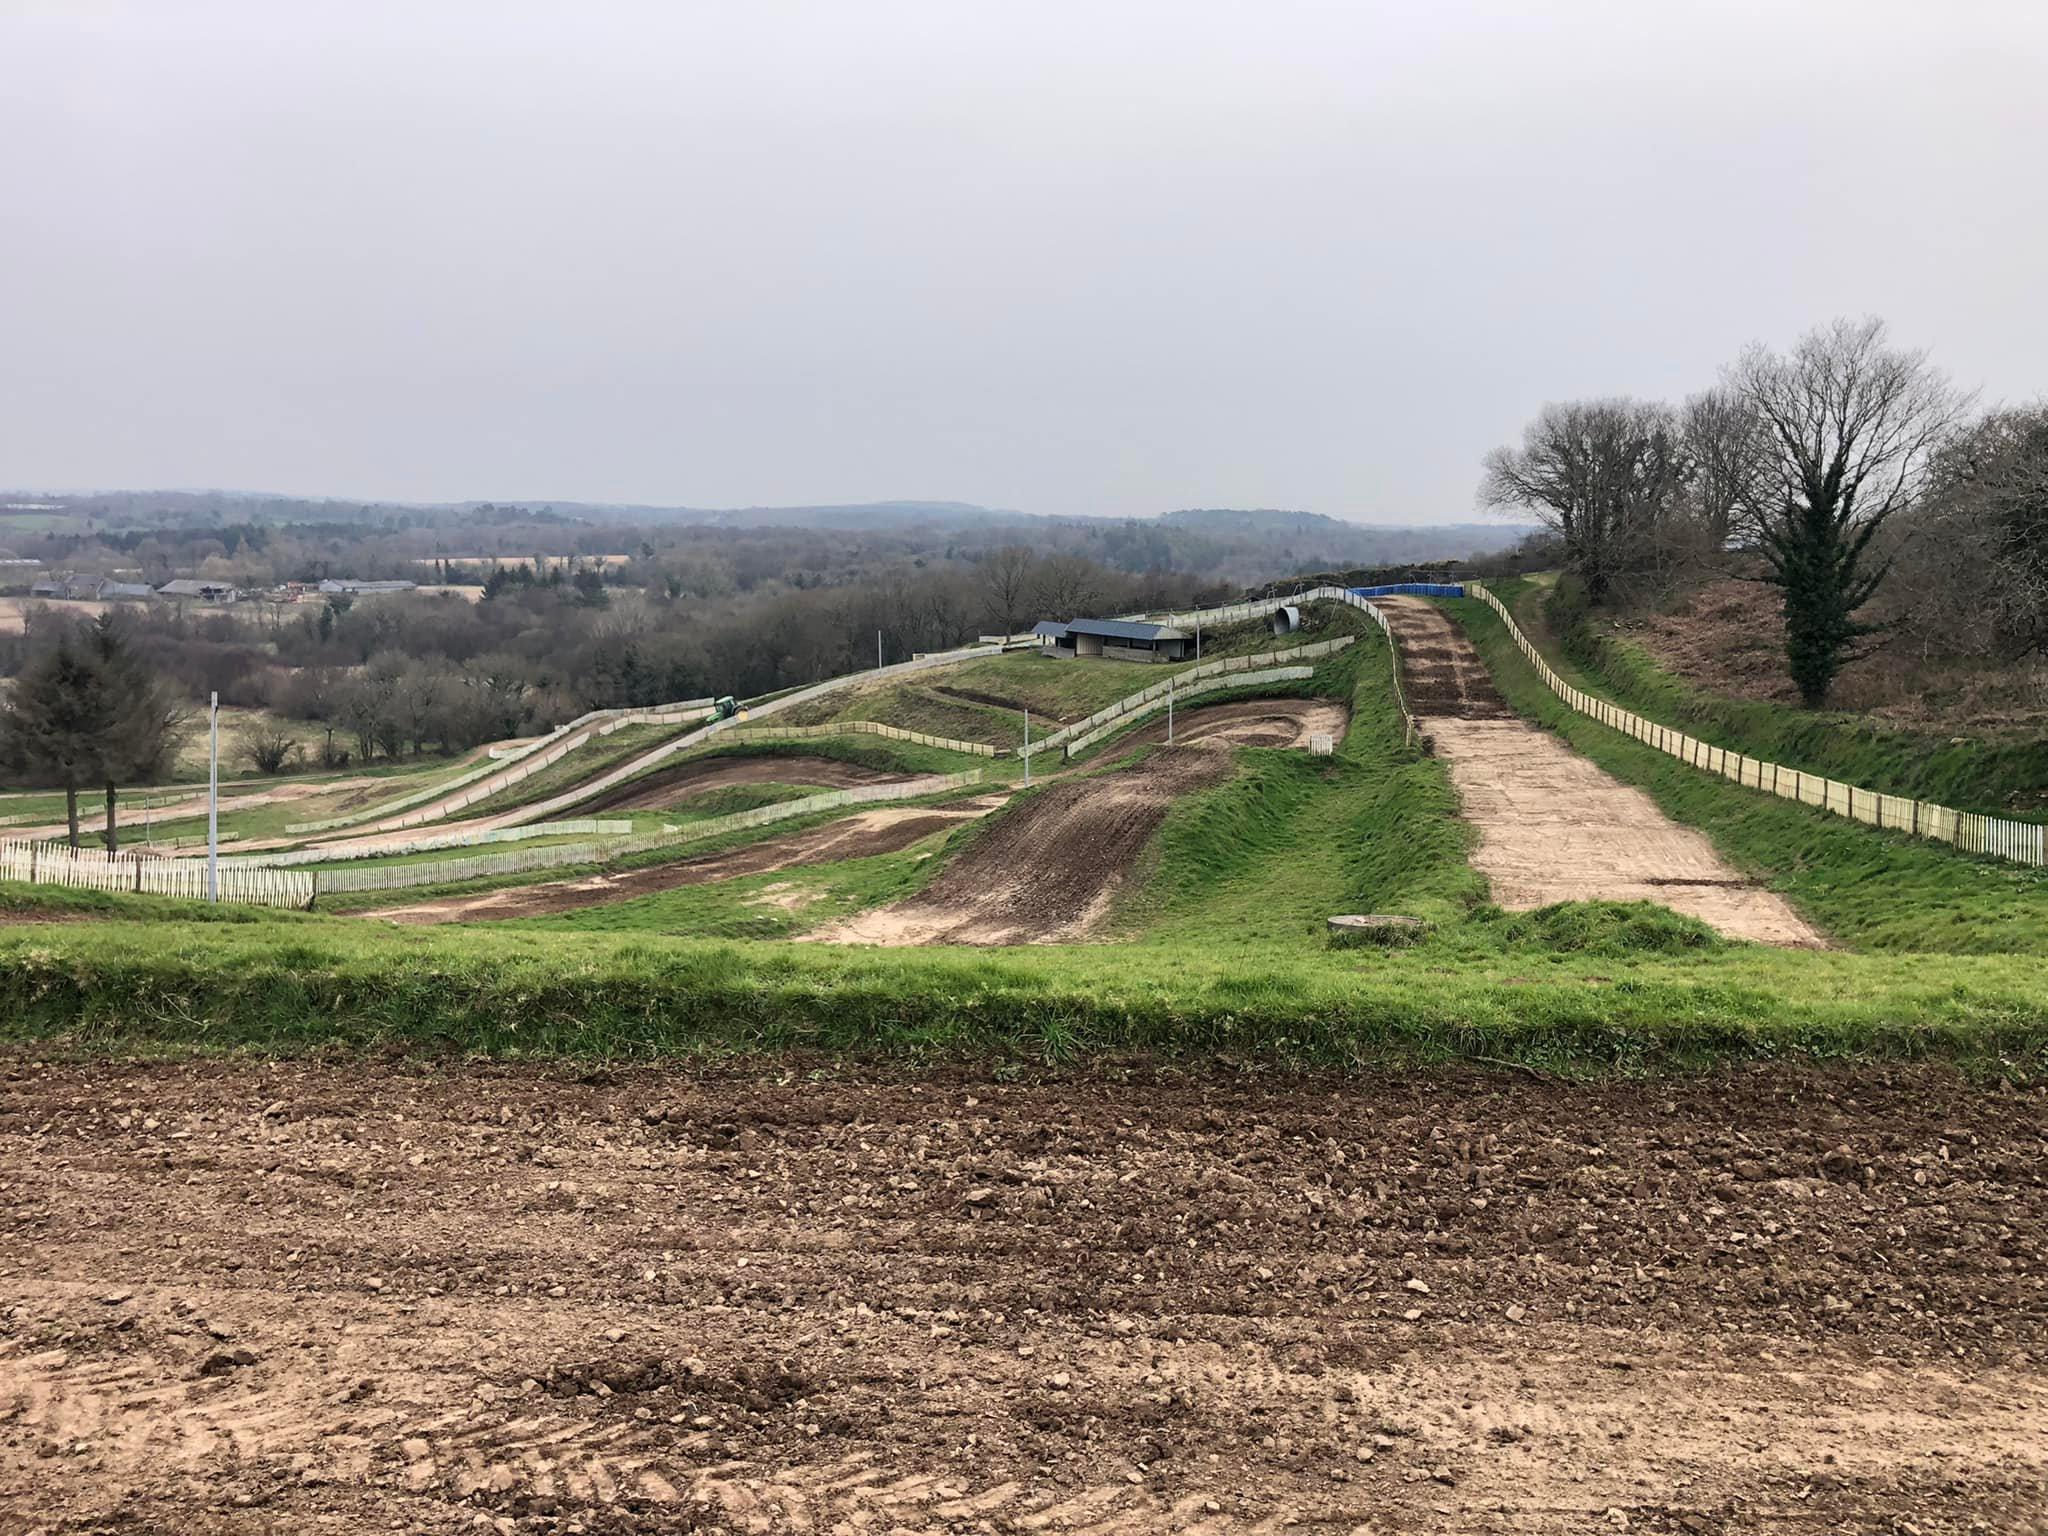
1167,677 -> 1174,744
1022,710 -> 1031,785
207,693 -> 219,902
876,629 -> 883,672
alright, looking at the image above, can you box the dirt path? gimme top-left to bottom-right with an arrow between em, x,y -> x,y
367,798 -> 1004,924
815,746 -> 1237,946
574,755 -> 909,816
1380,598 -> 1825,947
2,1057 -> 2041,1533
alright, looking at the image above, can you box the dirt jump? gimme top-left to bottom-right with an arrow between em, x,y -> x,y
816,699 -> 1345,947
573,754 -> 910,815
367,798 -> 1006,925
1380,598 -> 1824,947
4,1057 -> 2041,1533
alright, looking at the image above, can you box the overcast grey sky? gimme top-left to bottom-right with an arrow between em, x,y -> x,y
3,1 -> 2044,521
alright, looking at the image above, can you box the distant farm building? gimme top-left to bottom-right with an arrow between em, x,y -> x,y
1035,617 -> 1191,662
96,580 -> 155,600
158,579 -> 240,603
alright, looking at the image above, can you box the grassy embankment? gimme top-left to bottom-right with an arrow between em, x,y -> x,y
1,616 -> 2045,1071
1446,588 -> 2048,956
1511,576 -> 2048,818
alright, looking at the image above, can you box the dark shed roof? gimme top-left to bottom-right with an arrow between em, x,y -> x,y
1063,618 -> 1188,643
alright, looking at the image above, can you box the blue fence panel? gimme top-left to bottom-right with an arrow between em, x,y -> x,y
1348,583 -> 1466,599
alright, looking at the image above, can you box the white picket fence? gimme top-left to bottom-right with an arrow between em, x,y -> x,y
317,770 -> 985,898
226,819 -> 633,869
1061,666 -> 1319,757
1466,582 -> 2048,869
0,840 -> 315,908
286,696 -> 721,835
1026,635 -> 1358,760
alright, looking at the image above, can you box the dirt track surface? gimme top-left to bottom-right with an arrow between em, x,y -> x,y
1110,698 -> 1351,753
368,800 -> 1002,925
815,747 -> 1235,947
576,757 -> 910,816
1380,600 -> 1824,948
2,1058 -> 2043,1534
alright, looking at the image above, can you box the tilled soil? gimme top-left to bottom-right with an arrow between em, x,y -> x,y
367,799 -> 1003,925
813,747 -> 1236,947
575,757 -> 910,817
1,1058 -> 2043,1534
1379,599 -> 1824,948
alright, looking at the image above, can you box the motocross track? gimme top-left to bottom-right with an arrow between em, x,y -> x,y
368,798 -> 1006,925
1378,599 -> 1824,948
1,1058 -> 2042,1535
573,757 -> 911,816
817,701 -> 1344,948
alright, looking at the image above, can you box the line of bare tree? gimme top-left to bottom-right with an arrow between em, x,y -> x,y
1481,317 -> 2045,707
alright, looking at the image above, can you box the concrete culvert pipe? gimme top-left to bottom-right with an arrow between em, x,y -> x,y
1269,605 -> 1301,636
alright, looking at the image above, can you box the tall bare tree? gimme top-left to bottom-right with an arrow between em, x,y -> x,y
1032,553 -> 1105,620
1479,398 -> 1688,603
1917,406 -> 2048,661
976,546 -> 1036,636
1680,386 -> 1772,546
1731,317 -> 1969,706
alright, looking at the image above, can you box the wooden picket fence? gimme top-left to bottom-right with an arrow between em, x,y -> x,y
0,840 -> 315,908
1061,667 -> 1318,757
1030,635 -> 1358,760
1465,582 -> 2048,869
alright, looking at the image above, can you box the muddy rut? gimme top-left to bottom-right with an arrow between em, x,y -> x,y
2,1058 -> 2041,1533
1380,598 -> 1825,947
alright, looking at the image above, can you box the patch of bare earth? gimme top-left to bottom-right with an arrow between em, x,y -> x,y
365,800 -> 1001,925
1619,577 -> 2048,736
1,1059 -> 2042,1533
1380,598 -> 1824,948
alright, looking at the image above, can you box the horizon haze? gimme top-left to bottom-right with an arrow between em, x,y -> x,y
3,1 -> 2044,520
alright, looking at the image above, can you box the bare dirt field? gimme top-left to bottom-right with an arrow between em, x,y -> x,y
1380,600 -> 1824,948
577,757 -> 910,817
1,1057 -> 2042,1534
369,798 -> 1004,925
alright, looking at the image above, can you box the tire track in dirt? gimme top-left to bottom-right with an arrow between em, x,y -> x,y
4,1060 -> 2043,1533
1380,597 -> 1826,947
